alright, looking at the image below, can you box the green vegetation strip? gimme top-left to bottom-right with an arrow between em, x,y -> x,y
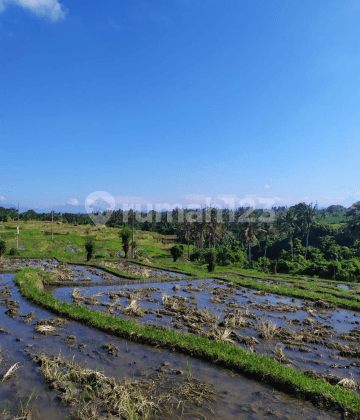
224,276 -> 360,311
14,268 -> 360,417
233,276 -> 360,304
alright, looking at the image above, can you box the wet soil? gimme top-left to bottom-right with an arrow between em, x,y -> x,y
51,278 -> 360,387
0,258 -> 190,287
0,272 -> 344,420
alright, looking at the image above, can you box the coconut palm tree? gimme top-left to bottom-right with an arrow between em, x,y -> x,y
193,214 -> 209,250
258,222 -> 277,270
294,202 -> 318,260
182,218 -> 192,258
243,221 -> 259,264
276,207 -> 297,257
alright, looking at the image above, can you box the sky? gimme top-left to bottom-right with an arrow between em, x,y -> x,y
1,0 -> 360,212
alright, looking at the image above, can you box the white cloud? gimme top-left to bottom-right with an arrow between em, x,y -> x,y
264,185 -> 270,189
66,198 -> 79,206
0,0 -> 67,21
0,196 -> 6,202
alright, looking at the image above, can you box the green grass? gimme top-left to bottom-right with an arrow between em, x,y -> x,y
2,219 -> 360,311
13,267 -> 360,416
224,276 -> 360,311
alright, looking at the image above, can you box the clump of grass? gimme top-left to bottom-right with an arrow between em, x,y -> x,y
71,288 -> 83,302
32,353 -> 160,419
206,326 -> 234,344
35,325 -> 57,335
179,377 -> 216,405
122,295 -> 144,317
257,320 -> 277,339
1,362 -> 20,382
270,344 -> 292,365
74,401 -> 100,420
18,389 -> 36,418
220,311 -> 246,329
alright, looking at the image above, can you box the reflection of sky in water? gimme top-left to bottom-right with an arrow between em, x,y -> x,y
50,276 -> 360,382
0,271 -> 340,420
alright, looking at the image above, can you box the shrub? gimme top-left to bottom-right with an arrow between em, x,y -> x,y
136,247 -> 148,257
206,250 -> 216,272
170,245 -> 183,262
0,240 -> 6,258
9,247 -> 19,256
84,239 -> 95,261
119,226 -> 132,259
189,249 -> 205,263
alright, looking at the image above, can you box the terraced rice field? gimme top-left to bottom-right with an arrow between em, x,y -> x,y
0,259 -> 359,419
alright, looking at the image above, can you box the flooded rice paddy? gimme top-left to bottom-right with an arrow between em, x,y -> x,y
0,259 -> 358,419
51,278 -> 360,385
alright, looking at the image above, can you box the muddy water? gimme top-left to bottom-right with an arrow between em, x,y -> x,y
51,278 -> 360,385
0,273 -> 340,420
0,258 -> 189,283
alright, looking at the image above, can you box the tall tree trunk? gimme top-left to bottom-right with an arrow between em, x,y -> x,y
264,238 -> 268,270
290,234 -> 293,257
187,237 -> 190,258
248,241 -> 251,262
305,228 -> 309,259
199,229 -> 204,249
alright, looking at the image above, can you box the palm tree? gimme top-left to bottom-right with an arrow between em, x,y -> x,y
258,222 -> 277,270
207,208 -> 230,248
182,218 -> 192,258
295,202 -> 318,260
276,207 -> 297,257
244,221 -> 259,264
192,210 -> 209,249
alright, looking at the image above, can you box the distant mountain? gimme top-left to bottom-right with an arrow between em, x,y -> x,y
0,202 -> 86,214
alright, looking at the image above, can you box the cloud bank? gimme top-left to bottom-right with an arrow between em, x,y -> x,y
66,198 -> 79,206
0,0 -> 67,22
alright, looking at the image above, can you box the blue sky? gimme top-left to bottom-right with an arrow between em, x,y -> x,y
1,0 -> 360,211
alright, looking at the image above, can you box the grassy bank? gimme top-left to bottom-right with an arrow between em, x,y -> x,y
13,268 -> 360,418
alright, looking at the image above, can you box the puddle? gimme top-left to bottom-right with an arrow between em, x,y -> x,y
66,244 -> 77,253
0,273 -> 342,419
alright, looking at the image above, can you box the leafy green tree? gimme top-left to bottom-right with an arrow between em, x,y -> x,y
0,240 -> 6,258
120,226 -> 132,259
84,239 -> 95,261
346,202 -> 360,239
170,245 -> 183,262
